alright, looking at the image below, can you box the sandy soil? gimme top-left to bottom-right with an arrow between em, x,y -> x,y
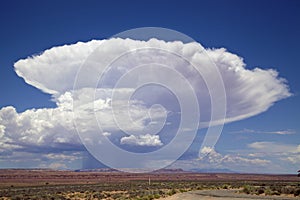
161,190 -> 300,200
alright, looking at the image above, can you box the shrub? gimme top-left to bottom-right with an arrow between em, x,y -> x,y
294,189 -> 300,197
222,184 -> 229,189
281,186 -> 294,194
264,188 -> 273,196
11,195 -> 23,200
256,187 -> 264,195
168,188 -> 176,196
242,185 -> 253,194
179,188 -> 187,193
272,190 -> 281,196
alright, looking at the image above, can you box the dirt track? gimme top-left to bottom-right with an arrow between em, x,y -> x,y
161,190 -> 300,200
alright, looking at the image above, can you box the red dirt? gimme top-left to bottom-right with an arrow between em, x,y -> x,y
0,169 -> 298,187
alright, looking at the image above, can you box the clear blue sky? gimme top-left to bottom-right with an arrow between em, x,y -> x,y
0,0 -> 299,173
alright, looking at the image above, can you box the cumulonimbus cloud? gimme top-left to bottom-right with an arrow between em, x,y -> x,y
14,38 -> 291,124
0,38 -> 291,161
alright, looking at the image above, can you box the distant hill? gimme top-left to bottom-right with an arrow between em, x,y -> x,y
153,168 -> 186,173
74,167 -> 236,174
74,168 -> 119,172
74,168 -> 186,173
189,168 -> 236,173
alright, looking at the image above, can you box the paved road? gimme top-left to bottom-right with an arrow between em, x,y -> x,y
161,190 -> 300,200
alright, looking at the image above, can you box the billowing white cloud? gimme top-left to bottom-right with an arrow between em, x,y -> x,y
120,134 -> 163,146
0,105 -> 80,153
0,38 -> 292,170
170,146 -> 271,173
0,89 -> 167,153
199,146 -> 270,167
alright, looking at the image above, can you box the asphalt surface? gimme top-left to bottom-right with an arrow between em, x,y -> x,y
161,190 -> 300,200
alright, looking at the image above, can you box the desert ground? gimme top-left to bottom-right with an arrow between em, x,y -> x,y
0,169 -> 299,199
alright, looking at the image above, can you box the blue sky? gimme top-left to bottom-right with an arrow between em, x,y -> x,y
0,0 -> 299,173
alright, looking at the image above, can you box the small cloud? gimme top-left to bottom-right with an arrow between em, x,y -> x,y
200,146 -> 214,155
48,162 -> 67,169
44,153 -> 80,161
243,142 -> 300,168
248,141 -> 299,153
39,162 -> 67,169
120,134 -> 163,146
232,128 -> 295,135
102,132 -> 111,137
283,155 -> 300,164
